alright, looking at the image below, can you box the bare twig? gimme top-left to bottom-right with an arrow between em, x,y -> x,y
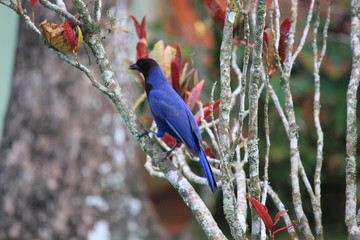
93,0 -> 102,22
345,0 -> 360,238
311,1 -> 331,239
248,0 -> 266,238
291,0 -> 316,64
219,1 -> 244,239
260,74 -> 271,240
209,82 -> 223,158
0,0 -> 227,237
273,0 -> 281,48
38,0 -> 81,25
228,12 -> 251,165
72,0 -> 92,26
235,161 -> 248,234
267,186 -> 299,240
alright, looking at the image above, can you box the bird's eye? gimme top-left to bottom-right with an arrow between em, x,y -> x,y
138,59 -> 144,66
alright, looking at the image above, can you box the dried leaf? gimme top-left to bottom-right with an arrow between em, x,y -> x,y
39,19 -> 82,55
39,20 -> 72,53
186,79 -> 205,111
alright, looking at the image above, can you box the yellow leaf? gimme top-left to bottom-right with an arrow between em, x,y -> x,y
180,62 -> 188,84
163,45 -> 176,79
150,40 -> 165,69
75,25 -> 83,52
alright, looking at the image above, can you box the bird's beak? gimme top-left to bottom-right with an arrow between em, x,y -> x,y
129,63 -> 139,70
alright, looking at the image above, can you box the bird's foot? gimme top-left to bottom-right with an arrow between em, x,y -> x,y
161,150 -> 173,161
138,128 -> 157,138
161,141 -> 179,161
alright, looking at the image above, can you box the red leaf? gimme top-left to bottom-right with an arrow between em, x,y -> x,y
274,210 -> 288,226
278,18 -> 290,64
203,99 -> 221,121
203,141 -> 216,158
161,133 -> 179,148
268,65 -> 277,78
136,40 -> 148,60
63,19 -> 76,51
140,116 -> 153,121
174,43 -> 182,71
245,196 -> 274,234
272,221 -> 298,237
130,15 -> 147,39
30,0 -> 37,7
204,0 -> 225,28
195,99 -> 221,125
30,0 -> 38,22
232,39 -> 254,48
186,79 -> 205,111
263,30 -> 269,53
139,16 -> 147,39
182,52 -> 195,70
171,60 -> 180,93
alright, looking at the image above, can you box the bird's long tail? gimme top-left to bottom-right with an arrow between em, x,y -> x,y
197,148 -> 217,192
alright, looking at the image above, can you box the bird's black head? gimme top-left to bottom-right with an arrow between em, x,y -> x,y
129,58 -> 159,78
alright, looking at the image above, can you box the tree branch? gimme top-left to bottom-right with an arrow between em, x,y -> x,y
38,0 -> 81,25
219,1 -> 244,239
248,0 -> 266,238
345,0 -> 360,238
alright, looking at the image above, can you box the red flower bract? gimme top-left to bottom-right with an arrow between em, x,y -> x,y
130,15 -> 148,60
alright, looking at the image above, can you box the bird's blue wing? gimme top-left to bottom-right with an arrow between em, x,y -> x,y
148,88 -> 199,154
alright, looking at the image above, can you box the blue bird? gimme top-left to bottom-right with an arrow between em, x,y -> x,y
129,58 -> 217,192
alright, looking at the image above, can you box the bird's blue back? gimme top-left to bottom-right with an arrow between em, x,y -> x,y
143,63 -> 217,192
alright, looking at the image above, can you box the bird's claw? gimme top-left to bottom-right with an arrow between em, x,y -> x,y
161,150 -> 172,161
138,128 -> 156,138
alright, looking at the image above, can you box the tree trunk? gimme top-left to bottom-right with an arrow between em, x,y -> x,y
0,1 -> 167,240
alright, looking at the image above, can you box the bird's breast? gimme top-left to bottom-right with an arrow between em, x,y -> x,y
145,83 -> 153,95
